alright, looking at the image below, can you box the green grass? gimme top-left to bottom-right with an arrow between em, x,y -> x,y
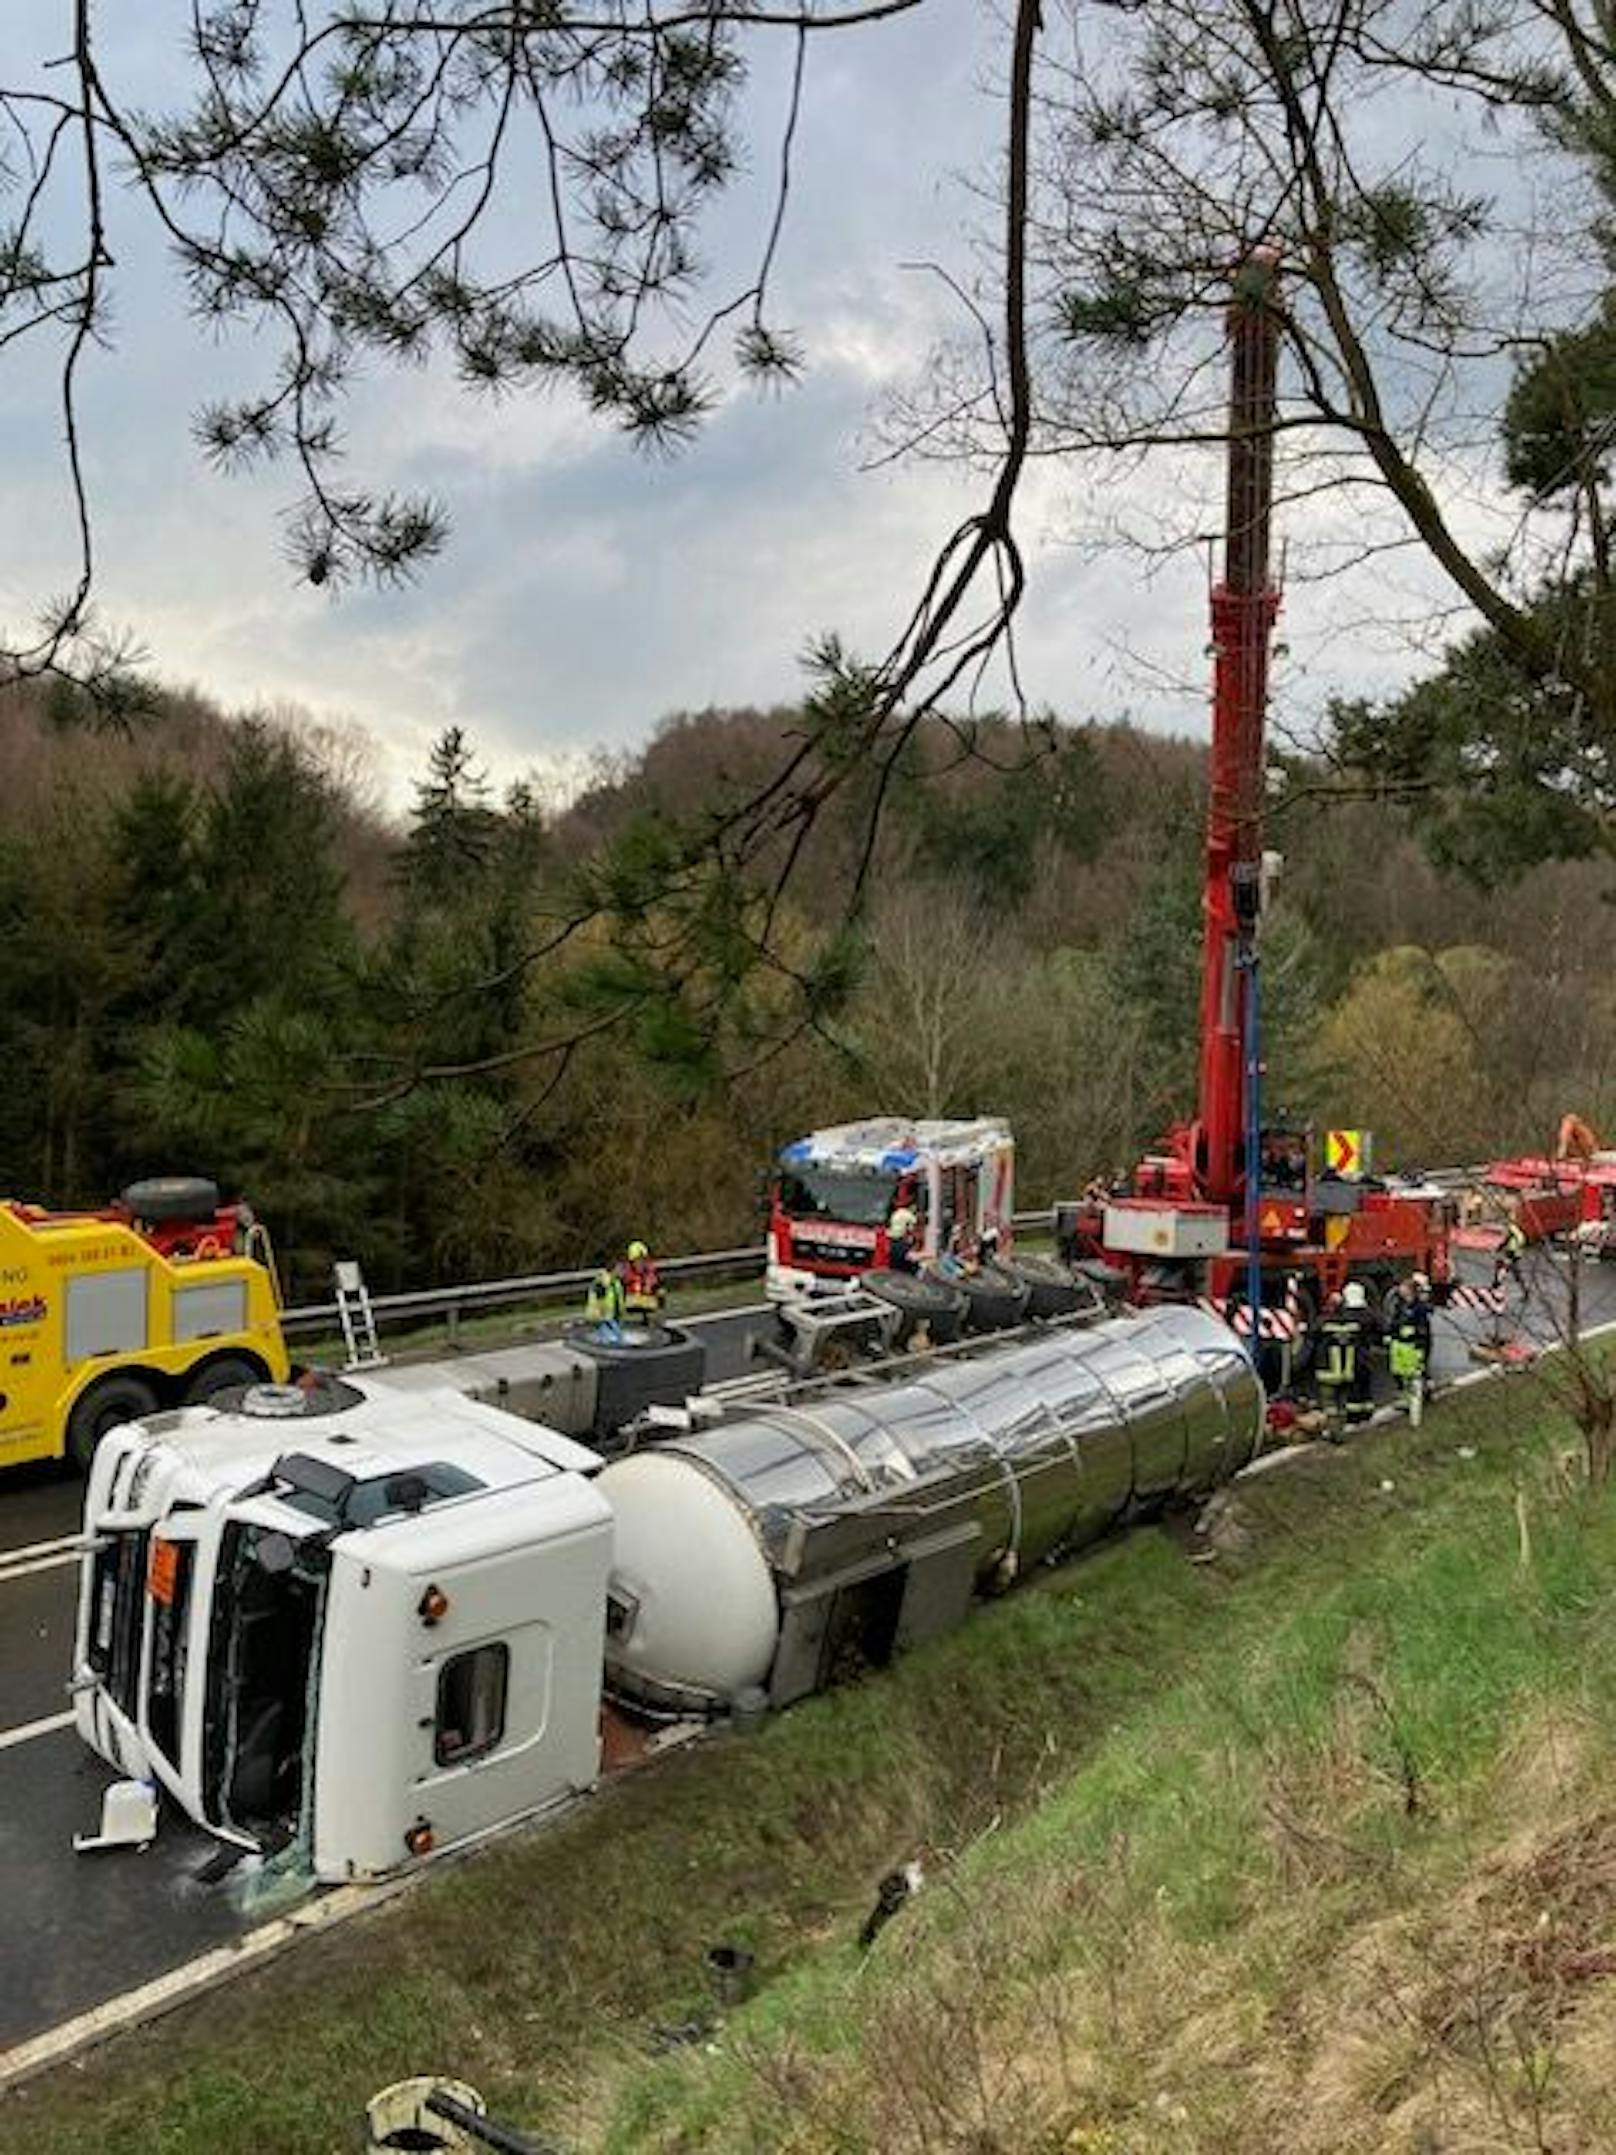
12,1358 -> 1616,2153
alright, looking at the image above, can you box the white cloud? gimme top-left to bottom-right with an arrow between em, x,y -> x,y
0,1 -> 1522,820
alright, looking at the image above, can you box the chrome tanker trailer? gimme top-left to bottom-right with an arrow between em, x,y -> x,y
600,1303 -> 1260,1716
71,1305 -> 1260,1882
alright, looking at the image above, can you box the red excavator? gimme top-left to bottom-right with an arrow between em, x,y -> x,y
1068,251 -> 1452,1334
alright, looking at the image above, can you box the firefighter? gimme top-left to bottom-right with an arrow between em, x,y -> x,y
1387,1272 -> 1433,1415
933,1221 -> 981,1282
1312,1279 -> 1379,1434
584,1262 -> 626,1342
887,1194 -> 919,1274
620,1239 -> 663,1320
1491,1215 -> 1527,1294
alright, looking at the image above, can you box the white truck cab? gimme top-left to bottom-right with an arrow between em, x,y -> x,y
72,1376 -> 612,1882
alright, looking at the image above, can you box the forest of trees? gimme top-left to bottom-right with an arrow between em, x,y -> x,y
1,677 -> 1611,1301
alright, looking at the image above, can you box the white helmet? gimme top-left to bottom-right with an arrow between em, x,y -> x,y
1342,1279 -> 1368,1309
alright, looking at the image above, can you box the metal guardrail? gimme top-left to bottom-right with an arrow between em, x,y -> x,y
279,1207 -> 1061,1343
280,1171 -> 1490,1346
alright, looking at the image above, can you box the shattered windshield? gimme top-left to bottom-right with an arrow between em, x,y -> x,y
777,1168 -> 896,1228
204,1521 -> 327,1841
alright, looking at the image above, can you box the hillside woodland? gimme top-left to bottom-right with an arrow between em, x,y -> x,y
0,680 -> 1611,1298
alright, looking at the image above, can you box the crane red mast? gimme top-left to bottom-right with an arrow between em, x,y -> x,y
1194,247 -> 1282,1210
1082,250 -> 1454,1330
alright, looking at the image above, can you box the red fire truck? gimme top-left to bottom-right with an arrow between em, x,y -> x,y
766,1119 -> 1015,1299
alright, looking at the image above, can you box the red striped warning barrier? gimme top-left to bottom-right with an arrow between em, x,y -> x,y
1199,1274 -> 1306,1341
1444,1282 -> 1507,1314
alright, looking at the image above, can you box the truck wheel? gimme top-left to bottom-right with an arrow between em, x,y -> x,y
67,1374 -> 160,1473
859,1270 -> 967,1347
121,1176 -> 221,1223
183,1354 -> 268,1407
1003,1254 -> 1086,1319
566,1324 -> 707,1442
962,1264 -> 1030,1334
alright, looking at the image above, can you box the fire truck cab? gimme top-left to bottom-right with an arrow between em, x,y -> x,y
0,1177 -> 288,1473
766,1118 -> 1015,1299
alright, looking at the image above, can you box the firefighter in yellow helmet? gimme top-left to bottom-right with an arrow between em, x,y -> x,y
584,1261 -> 626,1342
620,1238 -> 664,1320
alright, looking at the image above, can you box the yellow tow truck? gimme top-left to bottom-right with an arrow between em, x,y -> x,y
0,1176 -> 289,1472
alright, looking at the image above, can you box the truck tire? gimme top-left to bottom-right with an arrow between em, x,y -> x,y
567,1324 -> 706,1442
67,1373 -> 160,1473
961,1264 -> 1030,1334
183,1354 -> 269,1407
1003,1253 -> 1087,1319
859,1270 -> 967,1348
121,1176 -> 221,1223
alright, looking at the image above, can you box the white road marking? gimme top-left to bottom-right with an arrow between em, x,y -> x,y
0,1710 -> 74,1752
0,1880 -> 381,2093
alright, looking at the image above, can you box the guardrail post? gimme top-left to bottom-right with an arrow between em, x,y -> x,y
447,1305 -> 460,1351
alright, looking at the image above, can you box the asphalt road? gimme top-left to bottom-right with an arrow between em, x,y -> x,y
2,1260 -> 1613,2061
0,1303 -> 767,2057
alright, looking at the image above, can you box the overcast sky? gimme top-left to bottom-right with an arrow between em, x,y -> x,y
0,4 -> 1493,811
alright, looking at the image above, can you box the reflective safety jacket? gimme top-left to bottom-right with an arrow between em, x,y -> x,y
1389,1303 -> 1431,1379
1317,1304 -> 1381,1385
1315,1316 -> 1362,1388
621,1256 -> 662,1313
586,1268 -> 626,1324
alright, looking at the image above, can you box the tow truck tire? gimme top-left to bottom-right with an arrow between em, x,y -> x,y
859,1270 -> 967,1347
962,1264 -> 1031,1334
1003,1254 -> 1086,1319
182,1353 -> 269,1407
121,1175 -> 221,1223
67,1373 -> 160,1473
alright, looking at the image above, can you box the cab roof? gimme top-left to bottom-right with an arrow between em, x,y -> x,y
779,1117 -> 1012,1174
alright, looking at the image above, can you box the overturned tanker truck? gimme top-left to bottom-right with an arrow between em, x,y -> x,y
72,1303 -> 1260,1883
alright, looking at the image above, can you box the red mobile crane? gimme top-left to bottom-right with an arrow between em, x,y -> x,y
1087,252 -> 1452,1328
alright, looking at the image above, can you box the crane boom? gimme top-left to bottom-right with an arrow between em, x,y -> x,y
1086,248 -> 1454,1326
1196,248 -> 1282,1208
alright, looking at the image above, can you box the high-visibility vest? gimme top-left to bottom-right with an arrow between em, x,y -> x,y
586,1269 -> 625,1324
1503,1222 -> 1526,1257
622,1257 -> 661,1311
1316,1318 -> 1359,1387
1388,1330 -> 1426,1380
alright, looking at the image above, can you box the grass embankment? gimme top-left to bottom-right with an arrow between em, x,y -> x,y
15,1360 -> 1616,2153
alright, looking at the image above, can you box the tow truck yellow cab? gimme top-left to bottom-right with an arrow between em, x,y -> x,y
0,1176 -> 289,1472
